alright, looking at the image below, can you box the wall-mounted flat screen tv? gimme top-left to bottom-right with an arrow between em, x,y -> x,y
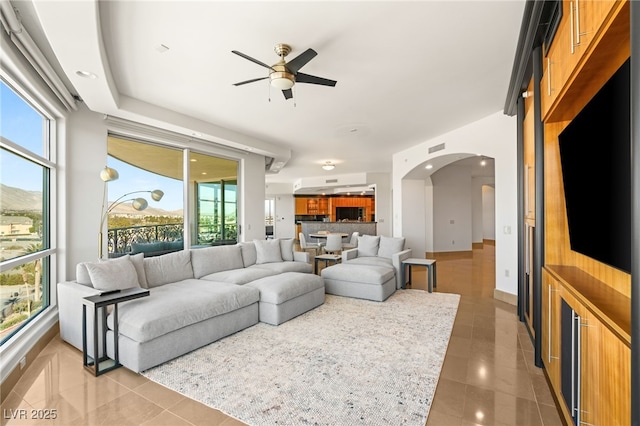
558,58 -> 631,273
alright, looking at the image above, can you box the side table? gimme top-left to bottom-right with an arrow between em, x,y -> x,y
314,254 -> 341,274
82,287 -> 150,376
401,258 -> 437,293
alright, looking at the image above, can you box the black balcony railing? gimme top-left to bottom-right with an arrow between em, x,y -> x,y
107,223 -> 238,255
108,223 -> 184,255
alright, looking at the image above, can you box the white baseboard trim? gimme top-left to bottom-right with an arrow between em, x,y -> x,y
494,289 -> 517,306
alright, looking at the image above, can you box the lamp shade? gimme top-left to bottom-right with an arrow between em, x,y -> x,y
100,166 -> 119,182
132,198 -> 148,211
150,189 -> 164,201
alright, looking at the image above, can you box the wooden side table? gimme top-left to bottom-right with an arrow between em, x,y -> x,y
82,287 -> 150,376
401,258 -> 437,293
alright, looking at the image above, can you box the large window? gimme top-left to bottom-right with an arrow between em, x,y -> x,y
105,137 -> 238,256
0,80 -> 54,345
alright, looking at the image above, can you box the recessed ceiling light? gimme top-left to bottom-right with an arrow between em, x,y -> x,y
202,172 -> 207,175
190,158 -> 197,162
75,70 -> 97,79
425,164 -> 433,170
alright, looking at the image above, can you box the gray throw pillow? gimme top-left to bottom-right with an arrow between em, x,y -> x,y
254,239 -> 283,264
357,235 -> 380,257
85,258 -> 140,291
378,236 -> 406,258
280,239 -> 294,261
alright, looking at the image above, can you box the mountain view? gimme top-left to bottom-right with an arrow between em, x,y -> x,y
0,184 -> 182,217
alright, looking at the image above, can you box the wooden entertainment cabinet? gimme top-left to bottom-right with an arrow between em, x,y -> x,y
521,1 -> 631,425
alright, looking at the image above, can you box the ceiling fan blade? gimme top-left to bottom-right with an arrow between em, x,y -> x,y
233,76 -> 268,86
296,72 -> 337,87
282,89 -> 293,100
286,48 -> 317,73
231,50 -> 274,70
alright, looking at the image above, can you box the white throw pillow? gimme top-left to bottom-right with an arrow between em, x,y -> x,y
280,239 -> 294,261
357,235 -> 380,257
378,236 -> 406,259
254,239 -> 283,264
85,258 -> 140,292
129,253 -> 148,289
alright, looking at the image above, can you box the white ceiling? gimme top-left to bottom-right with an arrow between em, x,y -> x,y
20,1 -> 524,186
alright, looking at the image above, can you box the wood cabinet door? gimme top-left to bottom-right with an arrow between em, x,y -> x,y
541,270 -> 561,390
295,198 -> 307,214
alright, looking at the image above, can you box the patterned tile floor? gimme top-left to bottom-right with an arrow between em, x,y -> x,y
1,245 -> 563,425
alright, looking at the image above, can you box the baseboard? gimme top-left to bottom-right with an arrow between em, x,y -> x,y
424,251 -> 473,260
472,242 -> 484,249
0,320 -> 58,402
483,239 -> 496,246
493,288 -> 517,306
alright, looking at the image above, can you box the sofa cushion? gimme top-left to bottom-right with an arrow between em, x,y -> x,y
199,267 -> 275,285
239,242 -> 257,267
344,256 -> 393,269
321,263 -> 395,285
85,257 -> 141,291
280,239 -> 294,261
143,250 -> 194,288
251,261 -> 313,274
357,235 -> 381,257
254,239 -> 283,264
377,236 -> 406,259
247,272 -> 324,304
190,245 -> 244,279
107,279 -> 259,342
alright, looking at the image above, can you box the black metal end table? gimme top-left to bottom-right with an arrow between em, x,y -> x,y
82,287 -> 150,376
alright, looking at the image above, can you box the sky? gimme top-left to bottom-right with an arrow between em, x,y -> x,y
1,82 -> 45,192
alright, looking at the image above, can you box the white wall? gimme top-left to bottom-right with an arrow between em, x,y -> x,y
66,105 -> 109,275
401,179 -> 427,256
431,165 -> 473,252
393,111 -> 517,296
366,172 -> 391,236
482,185 -> 496,240
424,183 -> 434,252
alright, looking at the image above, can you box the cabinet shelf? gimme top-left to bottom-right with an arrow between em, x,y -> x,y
545,265 -> 630,346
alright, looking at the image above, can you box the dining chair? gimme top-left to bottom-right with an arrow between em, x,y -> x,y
342,231 -> 359,250
299,232 -> 322,256
323,234 -> 343,255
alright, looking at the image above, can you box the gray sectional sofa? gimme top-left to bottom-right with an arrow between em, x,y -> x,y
58,239 -> 322,372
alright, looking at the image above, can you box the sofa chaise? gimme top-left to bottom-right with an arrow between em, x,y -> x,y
58,239 -> 323,372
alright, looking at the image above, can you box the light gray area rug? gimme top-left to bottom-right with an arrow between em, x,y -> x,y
142,290 -> 460,425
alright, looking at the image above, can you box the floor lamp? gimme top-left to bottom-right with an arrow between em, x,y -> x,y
99,166 -> 164,259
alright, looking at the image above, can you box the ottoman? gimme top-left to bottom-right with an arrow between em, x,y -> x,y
247,272 -> 325,325
321,264 -> 396,302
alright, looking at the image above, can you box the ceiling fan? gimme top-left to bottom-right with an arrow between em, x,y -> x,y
232,43 -> 337,100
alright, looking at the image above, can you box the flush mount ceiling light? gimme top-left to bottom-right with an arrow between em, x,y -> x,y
322,161 -> 335,171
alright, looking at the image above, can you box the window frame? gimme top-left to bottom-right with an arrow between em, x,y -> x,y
0,77 -> 58,348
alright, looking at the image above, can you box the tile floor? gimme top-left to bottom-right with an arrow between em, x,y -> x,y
1,245 -> 563,425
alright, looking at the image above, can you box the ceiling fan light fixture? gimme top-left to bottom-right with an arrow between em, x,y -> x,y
270,71 -> 295,90
322,162 -> 335,171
